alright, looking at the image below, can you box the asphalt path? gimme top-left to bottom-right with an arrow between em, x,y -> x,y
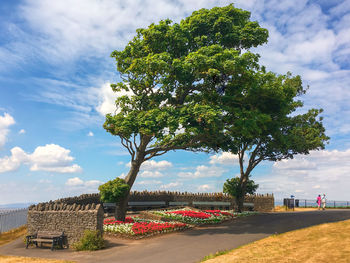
2,210 -> 350,263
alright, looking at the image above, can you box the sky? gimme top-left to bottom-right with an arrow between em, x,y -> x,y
1,0 -> 350,205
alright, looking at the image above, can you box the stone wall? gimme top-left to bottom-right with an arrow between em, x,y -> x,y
54,193 -> 101,206
245,194 -> 275,212
129,191 -> 233,202
129,191 -> 274,211
56,191 -> 274,212
27,202 -> 104,245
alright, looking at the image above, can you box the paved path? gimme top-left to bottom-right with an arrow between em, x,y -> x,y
2,210 -> 350,263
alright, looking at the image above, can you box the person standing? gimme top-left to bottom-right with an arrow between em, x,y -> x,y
317,194 -> 321,210
322,194 -> 326,210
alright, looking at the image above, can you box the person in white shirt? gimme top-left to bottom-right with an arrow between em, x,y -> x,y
321,194 -> 326,210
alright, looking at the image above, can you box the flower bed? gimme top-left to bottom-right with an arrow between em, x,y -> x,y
150,208 -> 235,225
103,210 -> 258,238
103,217 -> 189,238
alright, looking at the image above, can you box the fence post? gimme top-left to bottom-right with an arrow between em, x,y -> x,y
334,201 -> 336,208
305,200 -> 306,208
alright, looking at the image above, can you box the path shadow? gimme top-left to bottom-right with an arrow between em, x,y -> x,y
180,210 -> 350,237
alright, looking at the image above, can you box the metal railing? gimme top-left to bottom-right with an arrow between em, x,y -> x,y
296,199 -> 350,208
0,208 -> 28,233
281,199 -> 350,209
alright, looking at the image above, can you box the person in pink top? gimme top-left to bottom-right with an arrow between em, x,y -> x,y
317,194 -> 321,210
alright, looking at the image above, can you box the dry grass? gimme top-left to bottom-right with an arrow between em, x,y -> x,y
274,206 -> 318,212
0,226 -> 27,246
0,255 -> 75,263
203,219 -> 350,263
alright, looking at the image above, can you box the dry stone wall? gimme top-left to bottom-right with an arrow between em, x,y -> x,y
245,194 -> 275,212
55,193 -> 101,205
27,202 -> 104,245
129,191 -> 274,211
57,191 -> 274,212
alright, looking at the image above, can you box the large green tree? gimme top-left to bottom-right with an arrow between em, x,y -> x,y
104,4 -> 268,220
218,68 -> 329,212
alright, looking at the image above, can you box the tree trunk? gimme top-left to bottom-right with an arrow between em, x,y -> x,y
237,174 -> 248,212
114,136 -> 150,221
115,194 -> 129,221
115,159 -> 143,221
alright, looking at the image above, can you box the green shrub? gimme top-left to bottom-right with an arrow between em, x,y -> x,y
73,230 -> 105,251
98,177 -> 130,203
223,176 -> 259,198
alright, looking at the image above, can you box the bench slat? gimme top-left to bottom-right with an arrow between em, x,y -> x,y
32,238 -> 55,243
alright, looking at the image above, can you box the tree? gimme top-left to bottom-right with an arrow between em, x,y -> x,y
223,176 -> 258,200
219,69 -> 329,212
104,4 -> 269,220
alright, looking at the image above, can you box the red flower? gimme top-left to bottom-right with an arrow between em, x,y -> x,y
103,217 -> 134,225
166,210 -> 212,219
131,222 -> 187,235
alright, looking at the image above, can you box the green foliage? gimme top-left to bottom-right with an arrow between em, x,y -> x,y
220,69 -> 329,161
98,178 -> 130,203
104,4 -> 269,158
223,177 -> 259,198
73,230 -> 105,251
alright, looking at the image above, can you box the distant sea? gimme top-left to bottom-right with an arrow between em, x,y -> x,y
0,202 -> 35,211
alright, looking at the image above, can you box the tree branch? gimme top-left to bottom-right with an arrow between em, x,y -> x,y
120,137 -> 135,161
133,134 -> 139,151
144,150 -> 169,161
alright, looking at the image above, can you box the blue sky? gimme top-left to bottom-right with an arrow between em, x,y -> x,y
1,0 -> 350,205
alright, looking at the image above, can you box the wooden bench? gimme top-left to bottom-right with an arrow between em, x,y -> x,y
26,231 -> 65,250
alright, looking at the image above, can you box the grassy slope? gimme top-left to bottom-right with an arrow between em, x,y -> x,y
202,219 -> 350,263
0,226 -> 27,246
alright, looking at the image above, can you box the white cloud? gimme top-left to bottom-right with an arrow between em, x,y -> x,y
96,82 -> 133,116
66,177 -> 84,186
15,0 -> 230,65
0,113 -> 15,148
66,177 -> 103,188
118,173 -> 126,179
19,129 -> 26,134
209,152 -> 239,165
256,149 -> 350,200
87,131 -> 94,137
178,165 -> 226,178
197,184 -> 212,192
139,171 -> 164,178
84,180 -> 103,188
273,158 -> 317,170
39,179 -> 52,184
136,180 -> 162,185
0,147 -> 27,173
0,144 -> 82,173
29,144 -> 82,173
141,160 -> 173,171
160,182 -> 183,190
126,160 -> 173,170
